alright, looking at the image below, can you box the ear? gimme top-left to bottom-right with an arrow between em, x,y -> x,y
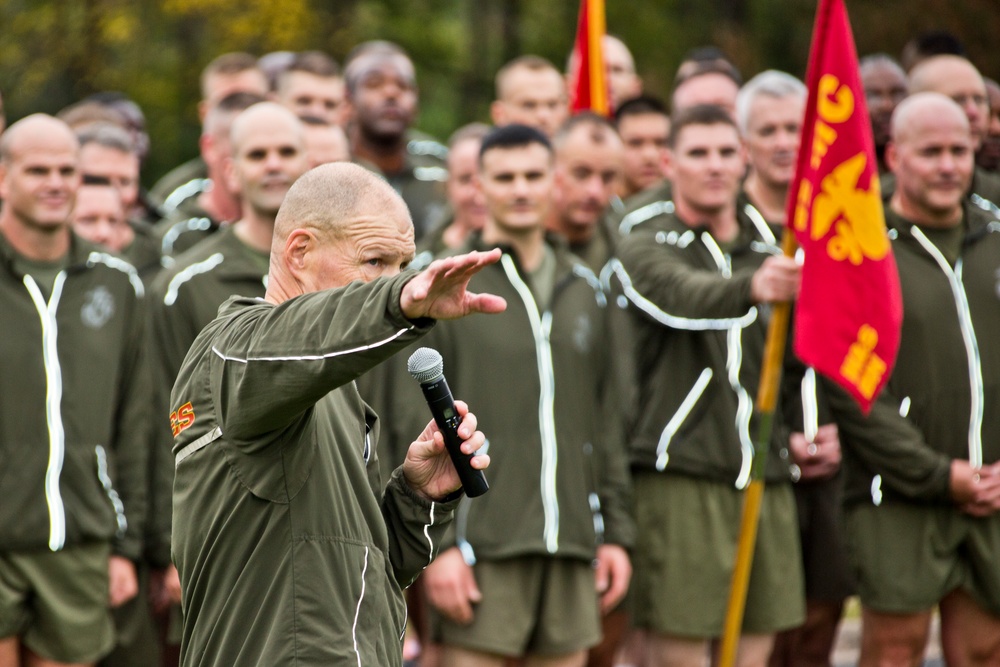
885,141 -> 898,173
662,148 -> 674,181
283,228 -> 315,275
222,156 -> 240,197
490,101 -> 507,127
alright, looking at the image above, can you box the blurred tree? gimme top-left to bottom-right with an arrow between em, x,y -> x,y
0,0 -> 997,186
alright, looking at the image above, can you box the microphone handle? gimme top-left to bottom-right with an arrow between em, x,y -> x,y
418,377 -> 489,498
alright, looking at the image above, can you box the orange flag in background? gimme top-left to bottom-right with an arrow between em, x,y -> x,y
568,0 -> 609,116
788,0 -> 903,413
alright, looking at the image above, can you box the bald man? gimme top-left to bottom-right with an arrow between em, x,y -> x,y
170,162 -> 503,666
549,113 -> 624,271
156,91 -> 268,258
0,115 -> 151,667
906,54 -> 1000,208
491,55 -> 570,137
824,93 -> 1000,667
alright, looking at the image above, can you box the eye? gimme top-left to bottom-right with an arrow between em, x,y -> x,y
366,258 -> 383,267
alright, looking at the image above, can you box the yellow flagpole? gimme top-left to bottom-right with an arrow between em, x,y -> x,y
717,229 -> 798,667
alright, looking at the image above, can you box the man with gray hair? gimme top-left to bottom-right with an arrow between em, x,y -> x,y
77,123 -> 162,278
736,70 -> 806,226
735,70 -> 855,667
825,92 -> 1000,667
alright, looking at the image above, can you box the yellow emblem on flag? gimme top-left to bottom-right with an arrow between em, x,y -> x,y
840,324 -> 887,399
812,153 -> 888,265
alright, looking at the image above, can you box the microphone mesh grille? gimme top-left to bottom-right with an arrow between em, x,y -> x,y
407,347 -> 444,384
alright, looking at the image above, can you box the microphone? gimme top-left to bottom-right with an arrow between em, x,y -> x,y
407,347 -> 489,498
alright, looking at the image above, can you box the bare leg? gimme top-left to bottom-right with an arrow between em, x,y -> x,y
644,633 -> 709,667
0,636 -> 20,667
615,629 -> 647,667
23,646 -> 92,667
525,650 -> 587,667
440,646 -> 508,667
587,609 -> 629,667
731,634 -> 774,667
857,606 -> 931,667
768,600 -> 843,667
938,588 -> 1000,667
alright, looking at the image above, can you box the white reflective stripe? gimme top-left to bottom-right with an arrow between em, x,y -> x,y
24,273 -> 68,551
456,494 -> 476,565
611,260 -> 759,331
970,192 -> 1000,219
729,326 -> 754,489
161,216 -> 212,255
423,503 -> 437,568
911,227 -> 984,469
656,368 -> 714,471
589,491 -> 605,543
95,445 -> 128,538
571,263 -> 607,307
211,327 -> 413,364
871,475 -> 883,506
899,396 -> 911,418
500,254 -> 560,553
802,368 -> 819,443
618,200 -> 674,236
743,204 -> 778,246
174,426 -> 223,466
352,546 -> 369,667
162,178 -> 211,213
700,232 -> 731,277
87,252 -> 144,297
164,253 -> 224,306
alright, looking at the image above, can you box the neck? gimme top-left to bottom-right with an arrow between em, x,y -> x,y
349,125 -> 406,175
482,221 -> 545,271
546,208 -> 594,246
674,196 -> 739,242
743,172 -> 788,225
442,216 -> 476,250
200,180 -> 241,223
890,194 -> 963,230
0,214 -> 70,262
232,210 -> 277,253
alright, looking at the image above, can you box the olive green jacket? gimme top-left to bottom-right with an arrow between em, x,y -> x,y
827,203 -> 1000,507
171,274 -> 458,667
0,232 -> 151,559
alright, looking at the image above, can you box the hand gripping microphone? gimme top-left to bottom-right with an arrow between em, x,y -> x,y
407,347 -> 489,498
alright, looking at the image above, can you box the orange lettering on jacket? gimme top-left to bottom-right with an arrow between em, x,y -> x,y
170,402 -> 196,437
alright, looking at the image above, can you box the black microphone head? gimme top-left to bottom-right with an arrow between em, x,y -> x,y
407,347 -> 444,384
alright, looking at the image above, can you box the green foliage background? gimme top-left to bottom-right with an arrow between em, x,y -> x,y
1,0 -> 997,185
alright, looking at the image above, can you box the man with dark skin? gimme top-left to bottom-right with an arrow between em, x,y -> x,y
343,41 -> 447,240
860,54 -> 908,175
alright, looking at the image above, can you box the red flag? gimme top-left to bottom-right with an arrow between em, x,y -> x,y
568,0 -> 610,116
788,0 -> 903,413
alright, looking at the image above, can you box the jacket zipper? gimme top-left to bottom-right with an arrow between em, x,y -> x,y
700,233 -> 755,488
910,227 -> 985,469
500,253 -> 561,554
24,273 -> 68,551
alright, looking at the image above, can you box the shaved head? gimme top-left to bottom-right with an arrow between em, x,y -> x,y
273,162 -> 409,250
908,55 -> 988,147
230,102 -> 304,154
891,92 -> 969,144
0,113 -> 79,164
